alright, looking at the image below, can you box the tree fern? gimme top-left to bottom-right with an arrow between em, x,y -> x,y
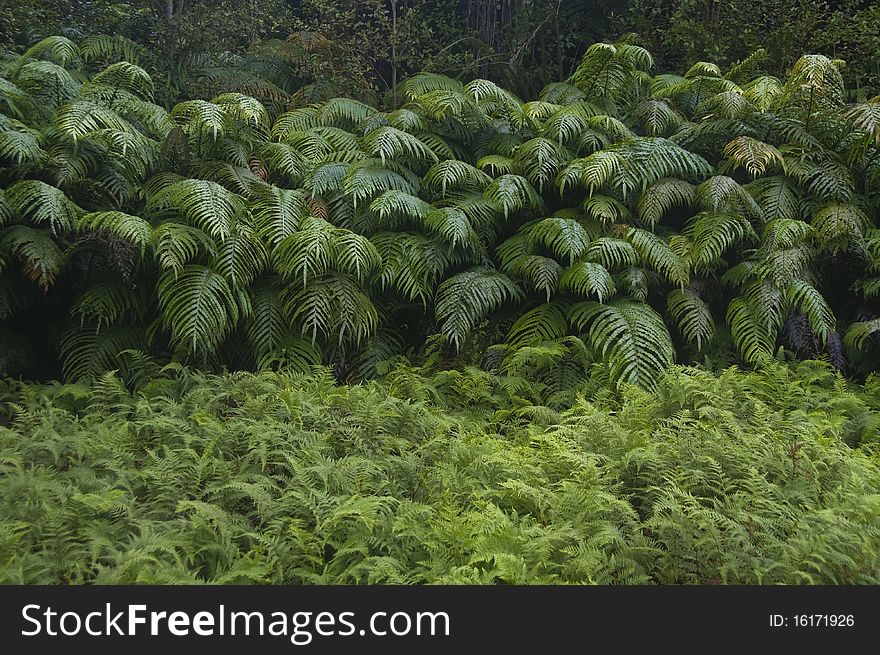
436,267 -> 522,350
78,211 -> 152,255
157,265 -> 240,356
4,180 -> 80,236
559,262 -> 616,302
666,289 -> 715,350
569,299 -> 674,389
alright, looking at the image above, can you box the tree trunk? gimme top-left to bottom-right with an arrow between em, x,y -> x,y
391,0 -> 398,106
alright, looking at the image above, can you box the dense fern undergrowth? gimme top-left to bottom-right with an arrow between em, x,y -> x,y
1,358 -> 879,584
3,36 -> 880,387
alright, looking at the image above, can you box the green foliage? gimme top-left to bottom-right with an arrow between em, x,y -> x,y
2,34 -> 880,389
1,360 -> 878,584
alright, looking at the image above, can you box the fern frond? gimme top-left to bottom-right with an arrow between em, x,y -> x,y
569,299 -> 674,389
0,224 -> 64,289
157,265 -> 239,356
484,175 -> 542,218
627,227 -> 690,286
786,281 -> 835,342
666,289 -> 714,350
506,303 -> 569,347
423,160 -> 491,197
811,203 -> 869,254
560,262 -> 616,302
92,62 -> 154,101
79,211 -> 152,255
436,267 -> 522,349
723,136 -> 784,176
362,126 -> 437,165
150,223 -> 216,275
528,217 -> 592,264
584,237 -> 639,270
283,272 -> 377,345
4,180 -> 80,235
517,256 -> 563,301
636,178 -> 695,227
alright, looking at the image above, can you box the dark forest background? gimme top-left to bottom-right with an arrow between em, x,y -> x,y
3,1 -> 879,107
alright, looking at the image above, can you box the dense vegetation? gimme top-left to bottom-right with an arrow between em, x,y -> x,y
2,5 -> 880,587
2,34 -> 880,387
2,359 -> 879,584
3,2 -> 878,105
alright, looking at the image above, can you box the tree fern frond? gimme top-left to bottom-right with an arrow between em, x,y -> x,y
402,72 -> 463,100
569,299 -> 674,389
484,174 -> 542,218
556,151 -> 624,195
369,189 -> 434,226
151,179 -> 244,240
60,324 -> 145,381
319,97 -> 377,127
685,212 -> 754,273
723,136 -> 784,176
585,237 -> 639,270
71,281 -> 146,329
4,180 -> 80,235
92,62 -> 154,101
272,217 -> 336,285
0,120 -> 44,165
14,35 -> 80,70
560,262 -> 616,302
811,203 -> 869,254
637,178 -> 695,227
211,227 -> 268,289
742,76 -> 783,112
726,296 -> 775,363
786,281 -> 835,342
666,289 -> 714,350
528,217 -> 592,264
79,211 -> 152,255
506,303 -> 569,347
630,99 -> 684,136
342,161 -> 418,207
844,319 -> 880,350
513,137 -> 572,192
333,230 -> 382,281
423,160 -> 491,197
627,227 -> 690,286
80,34 -> 146,66
0,224 -> 64,289
436,267 -> 522,349
583,194 -> 630,225
151,223 -> 216,275
477,155 -> 515,176
157,265 -> 239,356
424,207 -> 479,250
362,126 -> 437,165
696,175 -> 762,219
744,176 -> 800,222
170,100 -> 227,140
517,256 -> 563,301
283,272 -> 377,345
